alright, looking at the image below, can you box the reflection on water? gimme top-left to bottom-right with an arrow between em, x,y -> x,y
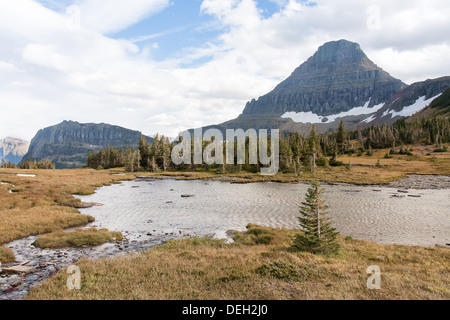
76,179 -> 450,247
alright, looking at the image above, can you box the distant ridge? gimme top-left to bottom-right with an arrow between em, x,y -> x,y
22,121 -> 154,169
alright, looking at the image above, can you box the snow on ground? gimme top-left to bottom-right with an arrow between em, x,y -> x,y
362,115 -> 376,123
388,94 -> 442,118
281,93 -> 443,125
282,98 -> 385,124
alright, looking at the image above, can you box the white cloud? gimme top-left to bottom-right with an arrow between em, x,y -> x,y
368,44 -> 450,84
76,0 -> 171,34
199,0 -> 450,81
0,61 -> 19,72
22,44 -> 75,71
0,0 -> 449,142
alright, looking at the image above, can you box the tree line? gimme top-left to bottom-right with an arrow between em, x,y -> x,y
1,158 -> 55,169
86,116 -> 449,174
87,134 -> 173,172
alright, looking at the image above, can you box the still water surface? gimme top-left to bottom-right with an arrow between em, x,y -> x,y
77,179 -> 450,247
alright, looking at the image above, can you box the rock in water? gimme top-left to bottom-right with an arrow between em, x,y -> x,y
1,266 -> 36,275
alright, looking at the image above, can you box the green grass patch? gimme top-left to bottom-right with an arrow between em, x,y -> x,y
233,224 -> 295,246
256,259 -> 326,282
32,228 -> 123,249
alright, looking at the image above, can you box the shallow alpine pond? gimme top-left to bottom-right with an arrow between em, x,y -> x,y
76,178 -> 450,247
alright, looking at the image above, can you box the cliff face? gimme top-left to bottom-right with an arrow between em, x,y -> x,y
242,40 -> 406,117
0,137 -> 30,165
22,121 -> 153,169
213,39 -> 449,135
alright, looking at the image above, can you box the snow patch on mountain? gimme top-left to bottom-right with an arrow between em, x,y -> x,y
282,99 -> 385,124
387,94 -> 442,118
362,115 -> 376,123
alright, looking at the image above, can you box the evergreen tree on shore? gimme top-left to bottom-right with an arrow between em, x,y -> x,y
292,181 -> 340,255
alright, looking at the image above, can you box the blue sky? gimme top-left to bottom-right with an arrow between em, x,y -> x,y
111,1 -> 220,64
1,0 -> 449,140
37,0 -> 282,64
106,1 -> 284,63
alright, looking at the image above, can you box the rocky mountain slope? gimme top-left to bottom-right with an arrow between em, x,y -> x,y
0,137 -> 30,165
243,39 -> 406,117
22,121 -> 154,169
364,77 -> 450,126
212,39 -> 449,135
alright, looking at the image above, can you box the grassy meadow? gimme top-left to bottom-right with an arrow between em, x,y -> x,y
1,144 -> 449,299
0,168 -> 135,261
26,225 -> 450,300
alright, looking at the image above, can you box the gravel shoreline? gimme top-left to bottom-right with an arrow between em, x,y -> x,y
140,174 -> 450,190
386,175 -> 450,190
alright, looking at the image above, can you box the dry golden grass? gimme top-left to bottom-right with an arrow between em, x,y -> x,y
339,145 -> 450,176
0,245 -> 15,262
0,168 -> 135,246
1,157 -> 448,300
27,225 -> 450,300
136,144 -> 449,185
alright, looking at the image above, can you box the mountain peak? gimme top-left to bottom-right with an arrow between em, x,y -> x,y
0,137 -> 30,165
242,40 -> 406,118
310,39 -> 367,65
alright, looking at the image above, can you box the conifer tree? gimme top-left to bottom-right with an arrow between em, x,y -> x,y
292,181 -> 340,255
307,125 -> 320,177
139,134 -> 151,170
336,120 -> 347,154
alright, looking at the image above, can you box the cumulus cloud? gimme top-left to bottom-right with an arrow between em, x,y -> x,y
76,0 -> 171,34
0,0 -> 449,141
0,61 -> 19,72
194,0 -> 450,94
